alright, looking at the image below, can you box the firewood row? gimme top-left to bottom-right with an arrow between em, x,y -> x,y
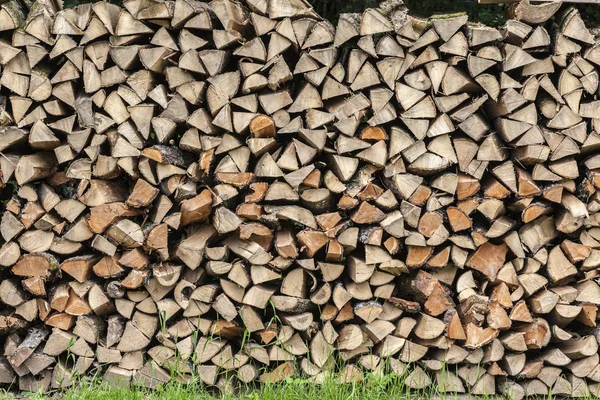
2,0 -> 600,396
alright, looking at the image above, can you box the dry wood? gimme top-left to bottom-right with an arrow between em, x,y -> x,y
0,0 -> 599,394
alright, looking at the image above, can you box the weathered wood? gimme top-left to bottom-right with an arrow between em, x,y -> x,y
0,0 -> 599,394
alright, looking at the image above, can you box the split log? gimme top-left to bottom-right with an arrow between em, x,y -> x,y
0,0 -> 598,395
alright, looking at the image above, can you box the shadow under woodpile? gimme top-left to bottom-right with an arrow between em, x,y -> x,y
1,0 -> 600,398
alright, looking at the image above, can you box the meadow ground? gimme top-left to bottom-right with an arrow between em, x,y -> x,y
0,373 -> 452,400
3,374 -> 598,399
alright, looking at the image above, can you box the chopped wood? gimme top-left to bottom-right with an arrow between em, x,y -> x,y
0,0 -> 598,394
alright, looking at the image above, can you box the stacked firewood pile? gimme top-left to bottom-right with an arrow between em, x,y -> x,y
3,0 -> 600,396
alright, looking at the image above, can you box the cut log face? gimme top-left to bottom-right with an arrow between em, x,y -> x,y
1,0 -> 600,394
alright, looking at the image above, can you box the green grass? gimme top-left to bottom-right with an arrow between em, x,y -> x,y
2,365 -> 597,400
1,373 -> 433,400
